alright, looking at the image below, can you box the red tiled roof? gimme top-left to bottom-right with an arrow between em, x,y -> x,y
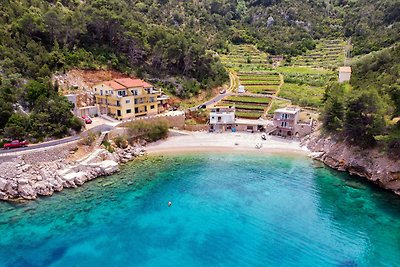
114,78 -> 153,88
141,81 -> 153,88
103,80 -> 126,90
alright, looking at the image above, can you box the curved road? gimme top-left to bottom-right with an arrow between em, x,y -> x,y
0,135 -> 81,155
188,70 -> 237,111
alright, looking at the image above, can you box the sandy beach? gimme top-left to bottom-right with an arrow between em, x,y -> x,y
146,130 -> 309,155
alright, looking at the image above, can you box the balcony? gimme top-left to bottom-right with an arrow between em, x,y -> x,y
98,102 -> 121,107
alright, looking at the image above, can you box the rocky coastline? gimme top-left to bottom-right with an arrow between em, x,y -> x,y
0,144 -> 145,201
305,132 -> 400,195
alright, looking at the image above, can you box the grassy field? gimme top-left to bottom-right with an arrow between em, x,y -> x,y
268,99 -> 292,114
235,111 -> 264,119
222,95 -> 270,119
225,96 -> 270,104
278,83 -> 324,108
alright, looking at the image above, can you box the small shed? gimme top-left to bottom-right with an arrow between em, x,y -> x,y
339,66 -> 352,83
238,85 -> 245,93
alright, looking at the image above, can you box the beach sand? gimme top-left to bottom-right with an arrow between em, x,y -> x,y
146,130 -> 309,155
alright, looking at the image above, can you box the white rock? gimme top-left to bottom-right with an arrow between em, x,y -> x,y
0,178 -> 8,191
18,184 -> 37,200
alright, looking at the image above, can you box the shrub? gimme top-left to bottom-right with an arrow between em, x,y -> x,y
69,116 -> 84,133
126,119 -> 169,142
113,135 -> 129,149
80,132 -> 97,146
102,140 -> 114,153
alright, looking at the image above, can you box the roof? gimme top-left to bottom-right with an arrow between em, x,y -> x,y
275,107 -> 300,115
141,81 -> 153,88
114,78 -> 153,88
339,66 -> 352,73
235,118 -> 270,126
102,80 -> 126,90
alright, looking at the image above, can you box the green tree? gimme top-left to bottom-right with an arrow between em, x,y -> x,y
344,89 -> 386,147
3,113 -> 30,140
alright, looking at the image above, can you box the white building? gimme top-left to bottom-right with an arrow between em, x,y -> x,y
338,66 -> 352,83
209,106 -> 235,132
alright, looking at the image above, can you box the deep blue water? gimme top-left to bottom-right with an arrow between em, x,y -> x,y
1,153 -> 400,267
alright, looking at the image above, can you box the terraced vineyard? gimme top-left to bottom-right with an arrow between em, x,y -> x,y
221,96 -> 270,119
291,39 -> 346,68
276,66 -> 334,108
237,72 -> 281,95
218,43 -> 338,118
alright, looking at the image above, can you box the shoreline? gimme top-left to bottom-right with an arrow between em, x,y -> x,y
146,131 -> 309,156
0,131 -> 308,201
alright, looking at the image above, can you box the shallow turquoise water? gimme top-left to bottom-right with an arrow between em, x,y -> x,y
1,153 -> 400,267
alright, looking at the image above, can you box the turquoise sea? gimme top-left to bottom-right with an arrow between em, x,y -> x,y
1,153 -> 400,267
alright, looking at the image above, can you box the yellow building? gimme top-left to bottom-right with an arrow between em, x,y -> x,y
93,78 -> 159,120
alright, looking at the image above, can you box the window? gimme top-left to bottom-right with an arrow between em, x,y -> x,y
135,107 -> 139,113
150,105 -> 155,109
150,97 -> 155,102
134,99 -> 138,104
131,90 -> 138,96
281,122 -> 288,127
126,109 -> 132,114
281,113 -> 289,119
126,99 -> 131,104
218,117 -> 222,122
100,90 -> 103,96
118,90 -> 126,97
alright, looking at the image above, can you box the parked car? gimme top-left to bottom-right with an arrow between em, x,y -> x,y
198,104 -> 206,109
219,89 -> 226,94
3,140 -> 29,150
82,116 -> 92,124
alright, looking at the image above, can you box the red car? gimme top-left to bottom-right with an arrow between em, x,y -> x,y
82,116 -> 92,124
3,140 -> 29,150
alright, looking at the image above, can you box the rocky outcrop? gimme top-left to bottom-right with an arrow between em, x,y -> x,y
304,132 -> 400,195
0,145 -> 145,201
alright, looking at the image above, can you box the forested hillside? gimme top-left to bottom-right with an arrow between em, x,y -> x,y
323,45 -> 400,158
0,0 -> 399,141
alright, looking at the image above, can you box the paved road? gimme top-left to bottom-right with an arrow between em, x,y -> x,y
188,92 -> 232,111
0,135 -> 81,155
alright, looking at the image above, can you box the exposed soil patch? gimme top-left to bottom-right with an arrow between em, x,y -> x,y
53,69 -> 130,94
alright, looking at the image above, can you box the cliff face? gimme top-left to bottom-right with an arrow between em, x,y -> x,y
304,132 -> 400,195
